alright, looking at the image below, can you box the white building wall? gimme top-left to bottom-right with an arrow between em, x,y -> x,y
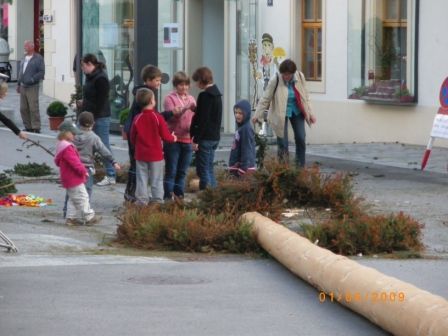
43,0 -> 75,103
258,0 -> 448,146
418,0 -> 448,107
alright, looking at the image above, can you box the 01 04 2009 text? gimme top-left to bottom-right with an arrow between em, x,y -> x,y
318,291 -> 405,304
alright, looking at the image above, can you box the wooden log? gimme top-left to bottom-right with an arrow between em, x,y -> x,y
242,212 -> 448,336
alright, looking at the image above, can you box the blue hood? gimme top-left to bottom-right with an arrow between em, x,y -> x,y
233,99 -> 252,126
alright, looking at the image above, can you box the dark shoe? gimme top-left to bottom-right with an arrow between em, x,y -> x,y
32,129 -> 41,134
23,128 -> 33,132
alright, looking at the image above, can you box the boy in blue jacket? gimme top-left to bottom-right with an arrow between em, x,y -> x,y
228,99 -> 256,176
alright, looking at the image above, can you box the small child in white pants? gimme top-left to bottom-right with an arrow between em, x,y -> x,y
54,120 -> 100,225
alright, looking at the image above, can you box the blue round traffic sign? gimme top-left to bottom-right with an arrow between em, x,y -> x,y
440,77 -> 448,107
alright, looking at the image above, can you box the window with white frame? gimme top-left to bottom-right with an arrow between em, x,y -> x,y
302,0 -> 322,81
348,0 -> 418,104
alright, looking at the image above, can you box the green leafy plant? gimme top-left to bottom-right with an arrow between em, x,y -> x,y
46,101 -> 68,117
13,163 -> 52,177
394,86 -> 411,98
118,107 -> 130,125
0,172 -> 16,196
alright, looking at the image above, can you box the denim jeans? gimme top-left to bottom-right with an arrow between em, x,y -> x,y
196,140 -> 219,190
163,142 -> 193,199
277,114 -> 306,167
93,116 -> 115,177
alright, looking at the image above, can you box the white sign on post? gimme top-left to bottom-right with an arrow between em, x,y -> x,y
430,113 -> 448,139
163,23 -> 180,48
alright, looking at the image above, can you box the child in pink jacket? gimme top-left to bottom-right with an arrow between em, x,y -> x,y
163,71 -> 196,200
54,120 -> 100,226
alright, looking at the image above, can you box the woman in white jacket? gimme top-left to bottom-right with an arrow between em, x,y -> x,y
253,59 -> 316,166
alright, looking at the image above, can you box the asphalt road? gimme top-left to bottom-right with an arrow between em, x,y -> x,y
1,128 -> 447,336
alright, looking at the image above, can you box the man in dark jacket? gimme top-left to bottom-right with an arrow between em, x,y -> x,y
17,40 -> 45,133
228,99 -> 256,176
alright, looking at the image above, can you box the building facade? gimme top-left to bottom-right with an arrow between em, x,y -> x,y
8,0 -> 447,146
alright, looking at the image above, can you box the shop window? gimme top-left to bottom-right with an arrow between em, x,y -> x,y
348,0 -> 418,105
82,0 -> 135,120
302,0 -> 322,81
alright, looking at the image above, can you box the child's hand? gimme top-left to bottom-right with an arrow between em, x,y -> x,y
171,132 -> 177,142
113,163 -> 121,171
189,103 -> 196,112
18,131 -> 28,140
192,143 -> 199,151
172,106 -> 183,116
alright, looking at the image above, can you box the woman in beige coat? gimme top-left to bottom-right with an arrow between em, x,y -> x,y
253,59 -> 315,166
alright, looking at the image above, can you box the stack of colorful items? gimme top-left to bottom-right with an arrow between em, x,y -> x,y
0,194 -> 52,207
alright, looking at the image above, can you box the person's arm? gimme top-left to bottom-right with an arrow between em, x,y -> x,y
0,111 -> 26,138
65,146 -> 87,177
94,77 -> 110,114
130,115 -> 140,145
298,71 -> 316,124
189,94 -> 203,143
239,126 -> 256,171
157,115 -> 176,143
253,74 -> 278,123
191,92 -> 212,142
93,135 -> 116,165
31,55 -> 45,83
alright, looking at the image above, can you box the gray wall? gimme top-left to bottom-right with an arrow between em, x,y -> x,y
202,0 -> 224,93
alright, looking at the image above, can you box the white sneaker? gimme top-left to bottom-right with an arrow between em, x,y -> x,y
96,176 -> 116,186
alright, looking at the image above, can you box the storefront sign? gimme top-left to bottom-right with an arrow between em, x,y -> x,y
163,23 -> 180,48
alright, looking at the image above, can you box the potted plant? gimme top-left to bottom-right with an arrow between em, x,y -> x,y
118,107 -> 130,140
47,101 -> 68,130
394,86 -> 415,104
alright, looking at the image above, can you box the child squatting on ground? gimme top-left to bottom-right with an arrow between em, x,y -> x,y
54,120 -> 101,226
62,111 -> 121,218
130,88 -> 177,205
228,99 -> 256,176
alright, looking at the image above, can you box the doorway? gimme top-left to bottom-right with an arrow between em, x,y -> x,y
186,0 -> 224,97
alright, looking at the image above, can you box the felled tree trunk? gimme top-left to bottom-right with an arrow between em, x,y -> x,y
242,212 -> 448,336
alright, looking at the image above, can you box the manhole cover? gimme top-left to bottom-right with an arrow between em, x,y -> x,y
127,275 -> 209,285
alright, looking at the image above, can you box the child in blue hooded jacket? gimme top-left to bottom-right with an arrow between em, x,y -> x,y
228,99 -> 256,176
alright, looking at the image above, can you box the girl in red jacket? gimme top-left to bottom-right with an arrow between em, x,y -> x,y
130,88 -> 177,204
54,121 -> 100,226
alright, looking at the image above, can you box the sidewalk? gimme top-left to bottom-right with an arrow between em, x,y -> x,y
1,82 -> 447,175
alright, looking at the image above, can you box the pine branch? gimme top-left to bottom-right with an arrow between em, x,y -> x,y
22,139 -> 55,157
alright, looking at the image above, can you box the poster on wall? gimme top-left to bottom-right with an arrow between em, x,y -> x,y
163,23 -> 180,48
